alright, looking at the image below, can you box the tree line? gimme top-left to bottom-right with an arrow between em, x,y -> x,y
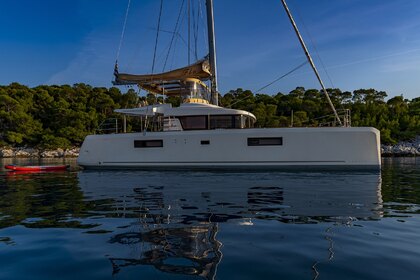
0,83 -> 419,148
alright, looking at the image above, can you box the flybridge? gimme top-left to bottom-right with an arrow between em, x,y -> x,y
113,59 -> 212,97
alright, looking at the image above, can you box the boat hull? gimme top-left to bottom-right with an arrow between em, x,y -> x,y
78,127 -> 381,168
77,127 -> 381,169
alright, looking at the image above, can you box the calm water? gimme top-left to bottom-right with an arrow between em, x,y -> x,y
0,158 -> 419,280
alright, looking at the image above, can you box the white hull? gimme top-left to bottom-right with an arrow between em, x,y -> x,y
77,127 -> 381,169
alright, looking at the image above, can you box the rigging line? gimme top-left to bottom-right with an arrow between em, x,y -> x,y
156,40 -> 176,68
255,61 -> 309,93
193,0 -> 199,61
191,0 -> 195,60
294,8 -> 345,111
198,0 -> 208,49
170,5 -> 188,70
196,2 -> 201,59
151,0 -> 164,75
148,28 -> 189,46
163,0 -> 185,72
116,0 -> 131,63
228,61 -> 308,108
149,28 -> 195,67
293,4 -> 335,89
151,27 -> 194,61
127,26 -> 181,72
188,0 -> 191,64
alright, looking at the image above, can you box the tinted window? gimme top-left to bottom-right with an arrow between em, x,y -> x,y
247,137 -> 283,146
134,140 -> 163,148
210,115 -> 233,129
209,115 -> 243,129
178,116 -> 208,130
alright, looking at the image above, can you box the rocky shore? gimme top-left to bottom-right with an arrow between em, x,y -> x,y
0,137 -> 419,158
381,136 -> 420,157
0,147 -> 80,158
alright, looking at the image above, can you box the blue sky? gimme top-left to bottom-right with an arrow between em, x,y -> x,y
1,0 -> 420,99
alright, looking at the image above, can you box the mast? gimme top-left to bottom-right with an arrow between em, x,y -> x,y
280,0 -> 342,126
206,0 -> 219,106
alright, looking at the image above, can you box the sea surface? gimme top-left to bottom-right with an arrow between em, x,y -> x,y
0,158 -> 419,280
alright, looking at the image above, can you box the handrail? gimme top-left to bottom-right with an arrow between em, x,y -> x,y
294,109 -> 351,127
316,109 -> 351,127
96,118 -> 119,134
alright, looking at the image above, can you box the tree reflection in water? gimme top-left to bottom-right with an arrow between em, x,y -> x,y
0,168 -> 388,279
1,171 -> 97,229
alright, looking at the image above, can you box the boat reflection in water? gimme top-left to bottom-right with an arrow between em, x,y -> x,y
78,170 -> 382,279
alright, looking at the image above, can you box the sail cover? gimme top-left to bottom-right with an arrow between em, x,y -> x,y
114,59 -> 212,95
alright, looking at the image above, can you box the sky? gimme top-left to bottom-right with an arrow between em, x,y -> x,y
1,0 -> 420,100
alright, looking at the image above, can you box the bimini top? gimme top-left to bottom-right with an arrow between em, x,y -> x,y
113,59 -> 212,96
115,102 -> 256,120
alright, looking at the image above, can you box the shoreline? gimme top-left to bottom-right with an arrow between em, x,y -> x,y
0,147 -> 80,158
381,136 -> 420,157
1,136 -> 419,158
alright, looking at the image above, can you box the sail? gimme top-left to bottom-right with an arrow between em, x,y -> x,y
114,59 -> 212,95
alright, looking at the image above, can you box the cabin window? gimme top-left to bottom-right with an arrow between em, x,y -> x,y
210,115 -> 232,129
134,140 -> 163,148
201,140 -> 210,145
177,115 -> 254,130
245,116 -> 256,128
210,115 -> 242,129
178,116 -> 208,130
247,137 -> 283,146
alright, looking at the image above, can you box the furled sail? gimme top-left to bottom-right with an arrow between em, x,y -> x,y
114,59 -> 212,95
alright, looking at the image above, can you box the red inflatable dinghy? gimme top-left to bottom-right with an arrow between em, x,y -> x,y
5,164 -> 69,172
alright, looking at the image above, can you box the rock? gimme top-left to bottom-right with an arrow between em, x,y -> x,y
40,148 -> 65,158
381,145 -> 393,155
0,146 -> 81,158
0,148 -> 14,158
14,148 -> 40,158
381,136 -> 420,156
64,148 -> 80,157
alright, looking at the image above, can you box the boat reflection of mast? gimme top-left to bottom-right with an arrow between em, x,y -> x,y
108,225 -> 223,279
108,187 -> 223,279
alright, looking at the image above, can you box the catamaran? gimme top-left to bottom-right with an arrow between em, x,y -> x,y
77,0 -> 381,169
